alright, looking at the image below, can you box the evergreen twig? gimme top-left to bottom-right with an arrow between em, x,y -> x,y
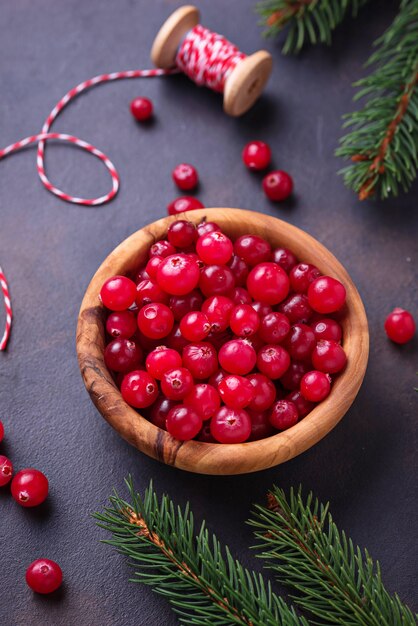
249,485 -> 417,626
257,0 -> 369,54
336,0 -> 418,200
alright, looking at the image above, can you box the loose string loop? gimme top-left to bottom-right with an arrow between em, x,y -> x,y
0,267 -> 12,351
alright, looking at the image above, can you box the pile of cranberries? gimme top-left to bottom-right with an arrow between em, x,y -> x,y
100,221 -> 350,444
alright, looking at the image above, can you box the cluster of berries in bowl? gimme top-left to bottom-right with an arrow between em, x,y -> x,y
100,220 -> 348,444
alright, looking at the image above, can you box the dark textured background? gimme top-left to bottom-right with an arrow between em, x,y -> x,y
0,1 -> 417,624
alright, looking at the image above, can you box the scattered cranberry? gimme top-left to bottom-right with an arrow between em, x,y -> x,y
242,140 -> 271,170
184,384 -> 220,420
167,197 -> 204,216
262,170 -> 293,202
384,308 -> 416,344
166,405 -> 202,440
180,311 -> 211,342
26,559 -> 63,594
0,421 -> 4,443
218,339 -> 256,375
247,373 -> 276,412
11,469 -> 49,507
196,231 -> 233,265
104,338 -> 142,373
259,312 -> 290,344
230,304 -> 260,337
290,263 -> 321,294
257,345 -> 290,379
199,265 -> 235,297
172,164 -> 199,191
218,375 -> 254,409
0,455 -> 13,487
145,346 -> 182,379
311,318 -> 342,343
121,370 -> 158,408
308,276 -> 346,314
247,262 -> 289,305
182,342 -> 218,380
269,400 -> 298,430
157,254 -> 200,296
312,340 -> 347,374
106,310 -> 137,339
130,97 -> 153,122
300,371 -> 331,402
100,276 -> 136,311
167,220 -> 197,248
210,407 -> 251,443
273,248 -> 298,273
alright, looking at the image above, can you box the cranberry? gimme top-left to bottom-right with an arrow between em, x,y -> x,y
278,293 -> 313,324
247,262 -> 289,305
106,310 -> 137,339
172,163 -> 199,191
26,559 -> 63,594
242,140 -> 271,170
196,231 -> 233,265
280,360 -> 309,390
169,290 -> 203,321
227,255 -> 249,286
166,324 -> 189,352
240,333 -> 264,353
0,455 -> 13,487
248,410 -> 275,441
272,248 -> 298,273
104,338 -> 142,373
149,239 -> 176,259
11,469 -> 48,507
145,256 -> 164,280
180,311 -> 211,341
148,396 -> 177,429
196,221 -> 220,237
166,405 -> 202,440
161,367 -> 194,400
247,373 -> 276,411
384,308 -> 416,344
208,369 -> 227,389
199,265 -> 235,297
290,263 -> 321,293
157,254 -> 200,296
234,235 -> 271,266
196,422 -> 217,443
257,345 -> 290,379
286,390 -> 314,417
259,312 -> 290,344
308,276 -> 346,313
207,328 -> 233,351
210,407 -> 251,443
301,371 -> 331,402
182,342 -> 218,380
0,421 -> 3,443
269,400 -> 298,429
311,318 -> 342,343
136,279 -> 169,307
121,370 -> 159,408
145,346 -> 182,379
230,304 -> 260,337
218,339 -> 256,375
312,340 -> 347,374
286,324 -> 316,361
262,170 -> 293,201
218,375 -> 254,409
100,276 -> 136,311
231,287 -> 252,305
251,301 -> 273,318
184,384 -> 220,420
135,266 -> 150,282
167,196 -> 204,216
167,220 -> 197,248
137,303 -> 174,339
201,295 -> 234,332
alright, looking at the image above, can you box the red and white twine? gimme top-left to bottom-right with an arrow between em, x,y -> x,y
0,268 -> 12,351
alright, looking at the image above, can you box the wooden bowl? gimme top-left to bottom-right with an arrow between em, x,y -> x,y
76,209 -> 369,475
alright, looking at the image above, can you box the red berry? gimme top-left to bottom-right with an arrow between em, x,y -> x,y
285,323 -> 316,361
247,262 -> 289,305
197,221 -> 221,237
301,371 -> 331,402
251,301 -> 273,318
130,97 -> 153,122
210,407 -> 251,443
121,370 -> 158,408
106,310 -> 137,339
104,338 -> 142,373
280,360 -> 309,390
218,339 -> 256,375
230,304 -> 260,337
146,256 -> 164,280
172,163 -> 199,191
231,287 -> 252,305
218,375 -> 254,409
148,396 -> 178,429
259,312 -> 290,344
242,140 -> 271,170
167,197 -> 204,216
311,318 -> 342,343
182,342 -> 218,380
11,469 -> 48,507
248,410 -> 275,441
161,367 -> 194,400
196,231 -> 233,265
272,248 -> 298,273
234,235 -> 271,266
166,405 -> 202,440
0,421 -> 4,443
290,263 -> 321,294
100,276 -> 136,311
247,373 -> 276,412
278,293 -> 313,324
136,279 -> 169,307
180,311 -> 211,341
196,422 -> 217,443
135,266 -> 150,282
262,170 -> 293,201
199,265 -> 235,297
145,346 -> 182,379
269,400 -> 298,430
286,390 -> 314,417
137,303 -> 174,340
257,345 -> 290,379
157,254 -> 200,296
201,295 -> 234,332
149,240 -> 176,258
0,455 -> 13,487
227,255 -> 250,286
184,384 -> 220,420
308,276 -> 346,314
208,369 -> 227,389
166,324 -> 189,353
312,340 -> 347,374
384,308 -> 416,344
26,559 -> 63,594
169,290 -> 203,321
167,220 -> 197,248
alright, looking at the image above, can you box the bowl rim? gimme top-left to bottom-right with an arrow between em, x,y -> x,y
76,208 -> 369,475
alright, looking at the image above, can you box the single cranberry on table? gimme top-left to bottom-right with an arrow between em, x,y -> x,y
166,405 -> 202,440
167,196 -> 205,216
278,293 -> 313,324
312,340 -> 347,374
210,407 -> 252,443
257,345 -> 290,379
184,384 -> 220,420
247,373 -> 276,412
384,308 -> 415,344
172,163 -> 199,191
121,370 -> 159,408
230,304 -> 260,337
269,400 -> 298,430
100,276 -> 136,311
148,396 -> 178,429
130,97 -> 153,122
218,375 -> 254,409
149,239 -> 176,259
106,310 -> 137,339
218,339 -> 257,375
161,367 -> 194,400
180,311 -> 211,342
259,312 -> 290,344
145,346 -> 182,379
247,262 -> 289,305
196,231 -> 233,265
301,371 -> 331,402
242,140 -> 271,170
26,559 -> 63,594
167,220 -> 197,248
157,254 -> 200,296
262,170 -> 293,202
273,247 -> 298,273
169,290 -> 203,321
234,235 -> 271,267
201,295 -> 234,332
311,318 -> 343,343
136,279 -> 169,307
199,265 -> 236,297
104,338 -> 142,373
248,410 -> 276,441
290,263 -> 321,294
182,342 -> 218,380
11,469 -> 49,507
0,455 -> 13,487
308,276 -> 346,314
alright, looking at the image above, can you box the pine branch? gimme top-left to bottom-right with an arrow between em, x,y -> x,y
257,0 -> 369,54
249,486 -> 417,626
93,478 -> 308,626
336,0 -> 418,201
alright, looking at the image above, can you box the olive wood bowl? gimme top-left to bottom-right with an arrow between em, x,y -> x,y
76,209 -> 369,475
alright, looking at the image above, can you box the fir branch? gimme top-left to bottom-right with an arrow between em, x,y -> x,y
336,0 -> 418,201
93,477 -> 307,626
257,0 -> 369,54
249,486 -> 417,626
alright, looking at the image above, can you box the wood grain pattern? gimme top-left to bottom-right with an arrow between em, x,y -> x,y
76,209 -> 369,475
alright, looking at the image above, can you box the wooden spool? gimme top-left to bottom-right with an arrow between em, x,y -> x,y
76,209 -> 369,475
150,5 -> 273,117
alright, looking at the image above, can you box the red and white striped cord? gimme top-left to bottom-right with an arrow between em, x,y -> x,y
0,267 -> 12,351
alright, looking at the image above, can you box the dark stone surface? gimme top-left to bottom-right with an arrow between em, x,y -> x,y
0,1 -> 417,624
